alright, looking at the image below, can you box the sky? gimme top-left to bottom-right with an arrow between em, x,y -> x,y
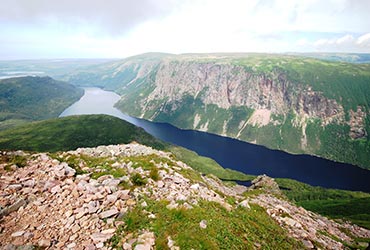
0,0 -> 370,59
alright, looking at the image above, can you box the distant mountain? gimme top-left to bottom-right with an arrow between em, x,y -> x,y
288,53 -> 370,63
0,76 -> 83,130
64,53 -> 370,169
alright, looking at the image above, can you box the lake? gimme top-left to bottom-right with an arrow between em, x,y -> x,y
60,87 -> 370,192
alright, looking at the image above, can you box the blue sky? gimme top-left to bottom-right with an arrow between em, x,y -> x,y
0,0 -> 369,59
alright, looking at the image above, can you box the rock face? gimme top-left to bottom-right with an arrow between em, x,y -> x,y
249,174 -> 281,194
148,61 -> 344,121
348,106 -> 367,139
0,144 -> 369,249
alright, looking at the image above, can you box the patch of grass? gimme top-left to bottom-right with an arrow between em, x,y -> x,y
109,199 -> 303,249
123,154 -> 172,170
169,146 -> 253,181
9,155 -> 27,168
130,173 -> 147,186
149,168 -> 159,181
0,154 -> 28,170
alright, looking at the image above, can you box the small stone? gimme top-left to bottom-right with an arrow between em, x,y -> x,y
76,210 -> 87,219
95,242 -> 104,248
166,202 -> 178,210
85,244 -> 96,250
101,228 -> 116,234
126,199 -> 136,206
69,234 -> 78,241
302,240 -> 314,249
24,232 -> 34,239
239,199 -> 250,209
67,242 -> 76,248
65,210 -> 73,217
91,232 -> 113,243
99,208 -> 119,218
199,220 -> 207,229
0,198 -> 27,218
148,213 -> 156,219
123,242 -> 132,250
176,194 -> 186,201
106,194 -> 118,204
134,244 -> 150,250
23,179 -> 35,187
157,181 -> 165,188
167,236 -> 175,248
87,201 -> 100,214
8,184 -> 22,190
71,188 -> 80,198
51,185 -> 61,194
71,224 -> 80,233
11,231 -> 25,237
38,239 -> 51,247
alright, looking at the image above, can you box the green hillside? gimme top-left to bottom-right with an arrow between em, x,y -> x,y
0,76 -> 83,130
64,53 -> 370,168
0,114 -> 165,152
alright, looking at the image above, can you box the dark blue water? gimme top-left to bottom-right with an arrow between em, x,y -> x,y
61,88 -> 370,192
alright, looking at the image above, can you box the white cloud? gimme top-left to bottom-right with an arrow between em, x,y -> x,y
296,33 -> 370,52
1,0 -> 370,58
357,33 -> 370,47
336,34 -> 355,45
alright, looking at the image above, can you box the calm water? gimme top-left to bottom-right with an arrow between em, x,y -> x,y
61,87 -> 370,192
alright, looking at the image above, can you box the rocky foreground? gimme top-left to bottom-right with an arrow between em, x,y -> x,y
0,143 -> 369,249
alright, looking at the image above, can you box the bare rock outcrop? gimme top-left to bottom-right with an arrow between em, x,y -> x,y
0,144 -> 369,249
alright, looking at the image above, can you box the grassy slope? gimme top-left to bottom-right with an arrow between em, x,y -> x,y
276,178 -> 370,229
0,115 -> 165,152
111,199 -> 303,249
0,76 -> 83,130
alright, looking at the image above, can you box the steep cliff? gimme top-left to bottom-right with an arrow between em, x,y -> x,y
66,53 -> 370,168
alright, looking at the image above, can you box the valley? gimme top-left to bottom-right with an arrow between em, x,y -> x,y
61,53 -> 370,169
54,87 -> 370,193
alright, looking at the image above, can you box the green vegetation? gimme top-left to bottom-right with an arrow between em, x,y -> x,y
276,178 -> 370,229
109,199 -> 303,249
0,76 -> 83,130
0,153 -> 28,170
169,146 -> 253,181
130,173 -> 147,186
0,114 -> 166,152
